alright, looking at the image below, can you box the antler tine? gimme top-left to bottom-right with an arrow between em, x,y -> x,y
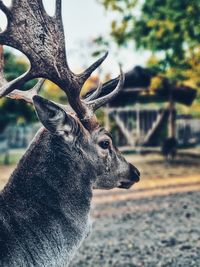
85,82 -> 103,102
0,44 -> 44,103
55,0 -> 62,19
0,43 -> 34,98
58,52 -> 109,123
87,66 -> 125,111
75,67 -> 124,131
0,26 -> 36,98
80,52 -> 108,84
0,70 -> 34,97
7,79 -> 45,103
0,1 -> 11,17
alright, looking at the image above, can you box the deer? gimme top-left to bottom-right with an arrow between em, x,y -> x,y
0,1 -> 140,266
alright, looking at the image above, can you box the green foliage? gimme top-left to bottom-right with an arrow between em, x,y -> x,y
98,0 -> 138,45
96,109 -> 105,126
98,0 -> 200,115
0,97 -> 36,130
0,149 -> 25,165
134,0 -> 200,70
98,0 -> 137,12
99,0 -> 200,67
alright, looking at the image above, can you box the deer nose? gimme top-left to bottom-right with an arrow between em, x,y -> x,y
129,164 -> 140,182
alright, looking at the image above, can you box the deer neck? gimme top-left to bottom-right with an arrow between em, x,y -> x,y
1,129 -> 93,266
3,128 -> 93,221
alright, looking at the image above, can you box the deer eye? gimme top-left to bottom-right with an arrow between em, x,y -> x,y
99,140 -> 110,149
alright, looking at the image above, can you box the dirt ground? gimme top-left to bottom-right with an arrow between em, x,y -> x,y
0,153 -> 200,267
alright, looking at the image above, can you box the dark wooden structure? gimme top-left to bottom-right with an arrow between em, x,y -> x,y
94,66 -> 197,147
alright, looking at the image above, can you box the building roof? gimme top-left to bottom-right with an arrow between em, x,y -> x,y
86,65 -> 197,107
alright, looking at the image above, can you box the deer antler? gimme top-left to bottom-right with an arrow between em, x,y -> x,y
0,44 -> 45,103
0,0 -> 124,130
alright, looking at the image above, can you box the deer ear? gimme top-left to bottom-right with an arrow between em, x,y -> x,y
33,95 -> 74,134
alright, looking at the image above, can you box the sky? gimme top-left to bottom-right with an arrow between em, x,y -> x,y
0,0 -> 150,76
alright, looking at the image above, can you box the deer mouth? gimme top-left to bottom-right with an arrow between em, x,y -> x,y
118,166 -> 140,189
118,179 -> 139,189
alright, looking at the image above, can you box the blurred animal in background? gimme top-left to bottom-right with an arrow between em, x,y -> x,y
162,137 -> 177,162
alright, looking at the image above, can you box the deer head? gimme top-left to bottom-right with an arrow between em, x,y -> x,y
0,0 -> 140,190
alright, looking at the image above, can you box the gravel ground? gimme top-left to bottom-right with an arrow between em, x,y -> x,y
70,192 -> 200,267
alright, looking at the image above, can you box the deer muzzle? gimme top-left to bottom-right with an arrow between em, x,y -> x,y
118,164 -> 140,189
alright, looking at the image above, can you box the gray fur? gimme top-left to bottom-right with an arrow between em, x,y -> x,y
0,97 -> 140,266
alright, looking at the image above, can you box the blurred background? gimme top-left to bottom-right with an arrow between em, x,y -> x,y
0,0 -> 200,266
